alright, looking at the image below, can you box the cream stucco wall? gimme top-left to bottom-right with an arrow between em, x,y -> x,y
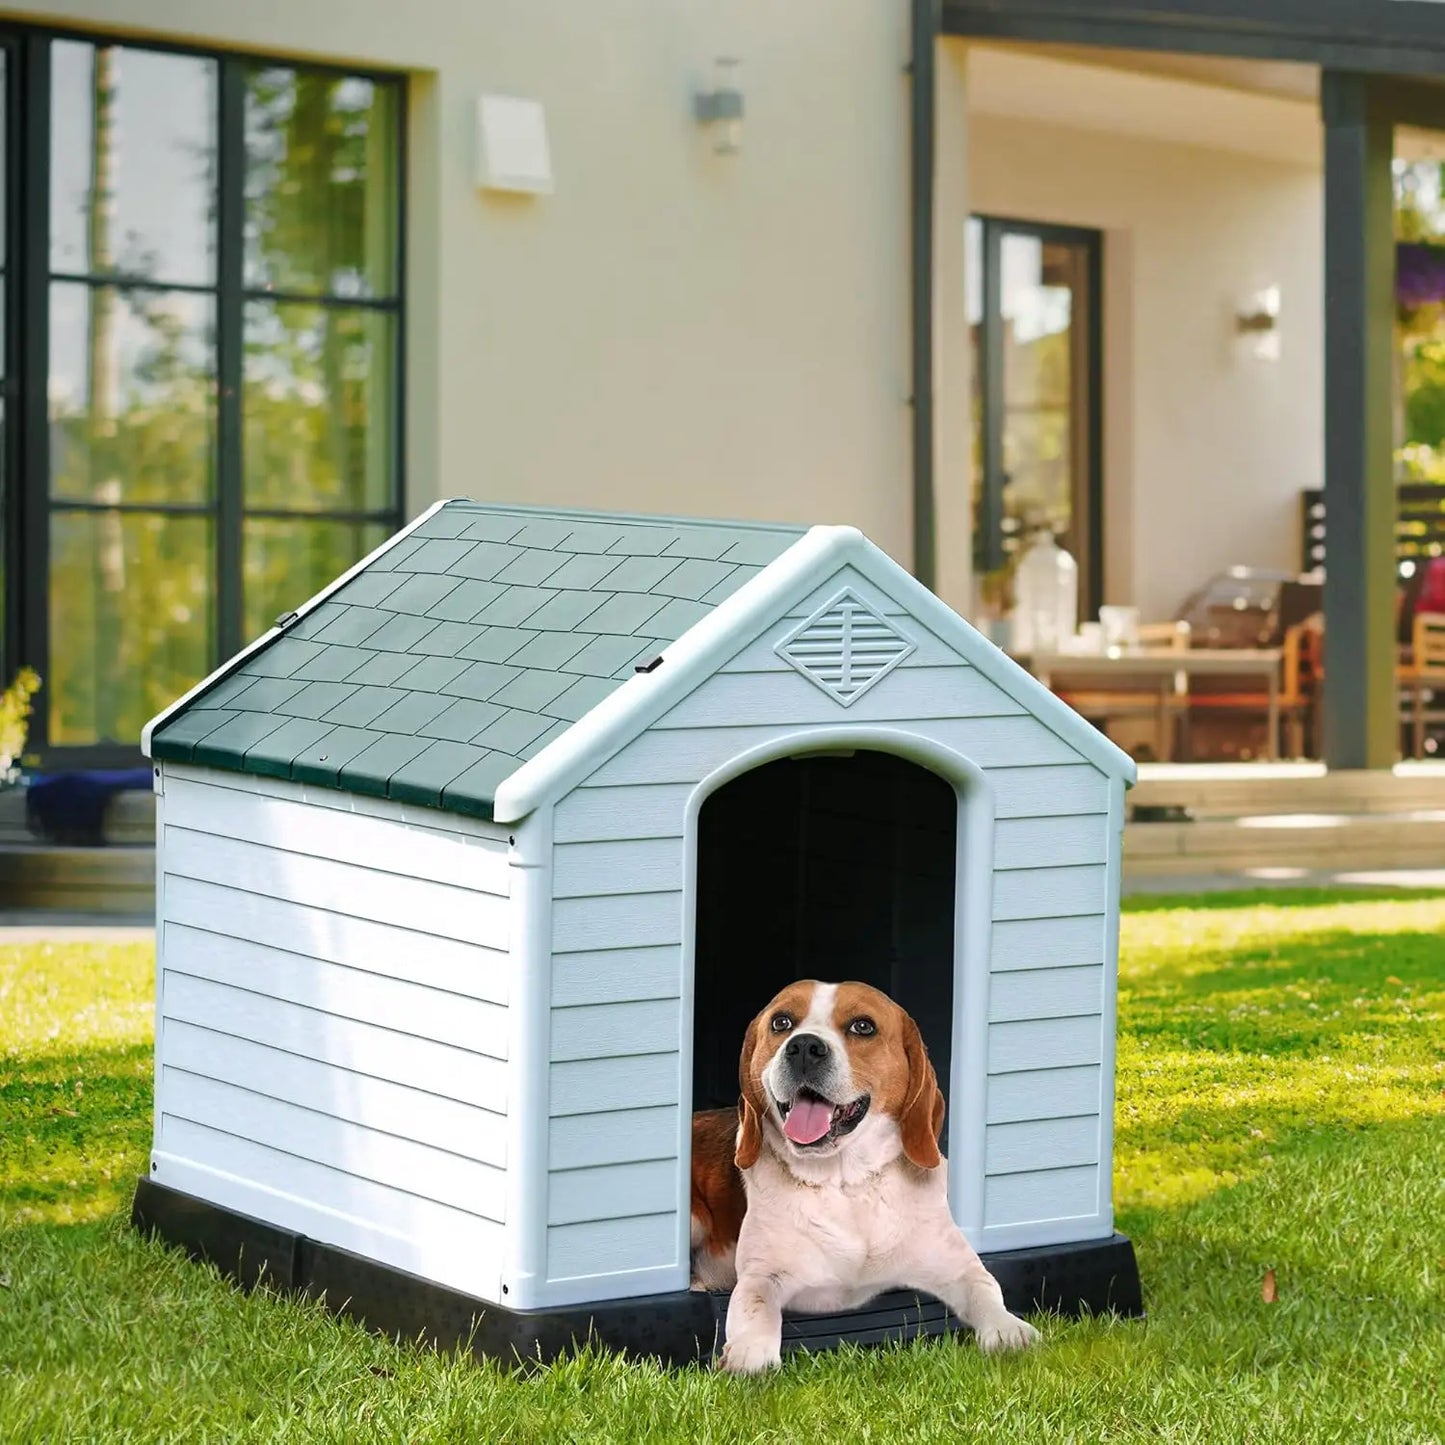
962,48 -> 1324,623
15,0 -> 918,565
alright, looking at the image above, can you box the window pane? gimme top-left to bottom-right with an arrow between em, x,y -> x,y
50,41 -> 217,286
243,301 -> 394,511
245,68 -> 399,299
48,510 -> 213,746
49,282 -> 216,505
243,517 -> 388,643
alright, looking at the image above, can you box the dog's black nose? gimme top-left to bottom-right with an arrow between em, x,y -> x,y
784,1033 -> 829,1064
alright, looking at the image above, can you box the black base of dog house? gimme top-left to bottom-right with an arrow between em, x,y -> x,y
132,1178 -> 1144,1366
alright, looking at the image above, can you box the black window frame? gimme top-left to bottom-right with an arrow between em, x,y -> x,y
970,213 -> 1105,619
0,22 -> 406,769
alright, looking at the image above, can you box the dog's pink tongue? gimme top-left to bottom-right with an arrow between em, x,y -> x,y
783,1097 -> 834,1145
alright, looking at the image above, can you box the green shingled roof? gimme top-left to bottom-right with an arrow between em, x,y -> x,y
149,501 -> 806,819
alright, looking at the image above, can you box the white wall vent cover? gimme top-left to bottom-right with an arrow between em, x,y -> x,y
775,588 -> 915,707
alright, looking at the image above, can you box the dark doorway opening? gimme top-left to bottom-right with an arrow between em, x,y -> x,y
692,749 -> 958,1123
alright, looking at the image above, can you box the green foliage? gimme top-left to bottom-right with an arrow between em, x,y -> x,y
0,668 -> 42,770
3,893 -> 1445,1442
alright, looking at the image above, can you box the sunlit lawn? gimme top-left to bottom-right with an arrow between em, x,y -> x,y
2,893 -> 1444,1443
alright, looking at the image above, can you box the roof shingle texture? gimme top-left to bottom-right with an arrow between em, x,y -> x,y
151,501 -> 804,818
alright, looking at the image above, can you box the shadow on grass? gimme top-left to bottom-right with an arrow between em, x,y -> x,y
0,1040 -> 152,1227
1122,886 -> 1445,914
1118,1112 -> 1445,1329
1118,924 -> 1445,1056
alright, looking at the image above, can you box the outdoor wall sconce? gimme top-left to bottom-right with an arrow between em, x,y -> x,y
1235,285 -> 1281,362
694,57 -> 744,154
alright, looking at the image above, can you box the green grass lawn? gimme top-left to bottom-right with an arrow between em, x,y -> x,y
2,893 -> 1444,1444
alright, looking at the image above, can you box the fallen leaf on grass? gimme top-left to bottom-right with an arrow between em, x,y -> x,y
1261,1268 -> 1278,1304
1386,976 -> 1404,986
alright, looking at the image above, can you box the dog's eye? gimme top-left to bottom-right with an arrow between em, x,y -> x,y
769,1013 -> 794,1034
848,1017 -> 877,1037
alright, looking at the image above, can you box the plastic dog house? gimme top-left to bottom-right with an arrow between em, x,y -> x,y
133,499 -> 1143,1362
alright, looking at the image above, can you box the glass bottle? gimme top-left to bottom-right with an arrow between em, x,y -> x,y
1013,529 -> 1078,654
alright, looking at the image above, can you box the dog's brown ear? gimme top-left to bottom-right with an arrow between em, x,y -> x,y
899,1014 -> 945,1170
734,1012 -> 767,1170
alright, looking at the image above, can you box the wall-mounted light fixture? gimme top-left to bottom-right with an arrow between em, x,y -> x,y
476,94 -> 554,195
1235,285 -> 1281,362
694,57 -> 744,155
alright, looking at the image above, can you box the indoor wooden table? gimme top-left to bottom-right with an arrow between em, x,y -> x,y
1017,646 -> 1284,762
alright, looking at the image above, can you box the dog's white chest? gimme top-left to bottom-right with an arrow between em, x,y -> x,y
741,1150 -> 948,1312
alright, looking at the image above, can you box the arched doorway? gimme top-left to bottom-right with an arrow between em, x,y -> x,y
691,749 -> 958,1124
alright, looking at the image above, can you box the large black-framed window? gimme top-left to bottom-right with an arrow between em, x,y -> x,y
1,27 -> 404,765
968,215 -> 1104,618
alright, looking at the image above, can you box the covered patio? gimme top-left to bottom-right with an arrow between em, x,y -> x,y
915,0 -> 1445,795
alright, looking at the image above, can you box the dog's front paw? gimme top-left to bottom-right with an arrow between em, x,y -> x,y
975,1312 -> 1041,1354
717,1333 -> 783,1376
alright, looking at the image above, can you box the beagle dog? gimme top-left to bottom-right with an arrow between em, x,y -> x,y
690,979 -> 1040,1374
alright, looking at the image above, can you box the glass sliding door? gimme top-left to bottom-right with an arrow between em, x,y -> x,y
968,216 -> 1103,618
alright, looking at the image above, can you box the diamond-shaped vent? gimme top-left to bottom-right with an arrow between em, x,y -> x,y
776,588 -> 915,706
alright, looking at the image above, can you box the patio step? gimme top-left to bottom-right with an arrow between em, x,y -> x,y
0,842 -> 155,916
1123,806 -> 1445,877
1130,764 -> 1445,819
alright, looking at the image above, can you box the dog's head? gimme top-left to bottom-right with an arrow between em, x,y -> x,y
734,980 -> 945,1172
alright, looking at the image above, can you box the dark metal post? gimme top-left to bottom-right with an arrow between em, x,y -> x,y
910,0 -> 938,591
216,58 -> 245,662
1321,71 -> 1396,770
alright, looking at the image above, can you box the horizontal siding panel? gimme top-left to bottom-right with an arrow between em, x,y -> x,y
587,717 -> 1080,790
547,1159 -> 678,1226
984,1165 -> 1099,1228
986,1066 -> 1102,1126
551,946 -> 681,1008
549,1106 -> 680,1170
160,1115 -> 505,1237
988,1014 -> 1103,1074
163,1020 -> 506,1163
551,999 -> 681,1062
163,875 -> 508,1003
554,839 -> 682,899
160,1069 -> 505,1219
553,783 -> 690,844
992,865 -> 1107,922
989,966 -> 1104,1024
547,1213 -> 677,1281
989,765 -> 1110,819
656,667 -> 1025,730
549,1053 -> 679,1117
986,1115 -> 1100,1177
163,775 -> 510,894
553,891 -> 681,954
166,762 -> 511,841
990,914 -> 1106,972
163,923 -> 505,1058
162,972 -> 508,1110
994,814 -> 1109,871
163,825 -> 507,944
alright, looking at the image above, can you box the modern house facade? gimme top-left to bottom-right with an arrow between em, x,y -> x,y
1,0 -> 1443,777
